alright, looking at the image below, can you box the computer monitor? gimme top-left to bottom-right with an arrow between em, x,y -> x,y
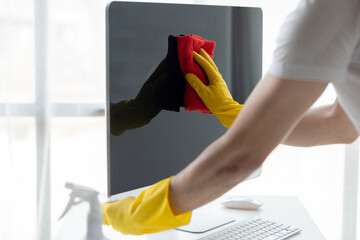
106,1 -> 262,232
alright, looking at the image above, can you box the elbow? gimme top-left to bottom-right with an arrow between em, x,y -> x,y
215,142 -> 264,184
332,102 -> 359,144
343,131 -> 359,144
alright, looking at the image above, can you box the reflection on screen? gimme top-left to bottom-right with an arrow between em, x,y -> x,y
110,35 -> 186,136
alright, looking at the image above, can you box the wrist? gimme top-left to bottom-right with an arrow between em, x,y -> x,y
168,177 -> 189,215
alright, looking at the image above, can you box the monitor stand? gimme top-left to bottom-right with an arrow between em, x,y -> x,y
176,211 -> 235,234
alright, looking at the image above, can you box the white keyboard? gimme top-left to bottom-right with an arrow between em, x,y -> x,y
198,217 -> 301,240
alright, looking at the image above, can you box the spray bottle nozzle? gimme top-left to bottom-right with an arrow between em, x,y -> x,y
58,183 -> 99,221
58,182 -> 108,240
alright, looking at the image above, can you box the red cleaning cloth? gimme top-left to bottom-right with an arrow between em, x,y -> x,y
177,35 -> 216,114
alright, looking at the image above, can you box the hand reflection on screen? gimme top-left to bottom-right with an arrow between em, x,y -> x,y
110,36 -> 185,136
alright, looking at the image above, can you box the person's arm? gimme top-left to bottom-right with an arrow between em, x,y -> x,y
169,73 -> 328,214
282,100 -> 358,146
186,49 -> 358,147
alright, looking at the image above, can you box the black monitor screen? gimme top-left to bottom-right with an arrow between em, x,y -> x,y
106,1 -> 262,196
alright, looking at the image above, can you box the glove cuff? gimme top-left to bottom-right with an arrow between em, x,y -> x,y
135,176 -> 192,233
215,104 -> 244,128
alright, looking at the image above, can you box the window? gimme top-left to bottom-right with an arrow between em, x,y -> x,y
0,0 -> 106,239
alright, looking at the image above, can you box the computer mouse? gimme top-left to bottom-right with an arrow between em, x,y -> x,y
221,197 -> 264,210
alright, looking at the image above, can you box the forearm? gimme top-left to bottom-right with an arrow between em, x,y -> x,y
282,101 -> 358,147
169,134 -> 259,214
169,74 -> 328,214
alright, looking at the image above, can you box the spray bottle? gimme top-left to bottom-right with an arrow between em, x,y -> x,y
58,182 -> 109,240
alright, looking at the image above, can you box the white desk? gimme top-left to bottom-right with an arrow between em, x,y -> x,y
102,195 -> 325,240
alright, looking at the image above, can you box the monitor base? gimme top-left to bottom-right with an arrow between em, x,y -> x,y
175,212 -> 235,234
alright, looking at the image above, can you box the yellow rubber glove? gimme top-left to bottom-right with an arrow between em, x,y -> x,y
185,48 -> 244,128
101,176 -> 192,235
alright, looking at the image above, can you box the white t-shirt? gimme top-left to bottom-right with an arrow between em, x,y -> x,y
268,0 -> 360,134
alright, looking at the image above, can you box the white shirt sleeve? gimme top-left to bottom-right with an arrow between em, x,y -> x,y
268,0 -> 360,83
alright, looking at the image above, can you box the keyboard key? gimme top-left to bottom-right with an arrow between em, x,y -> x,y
262,236 -> 279,240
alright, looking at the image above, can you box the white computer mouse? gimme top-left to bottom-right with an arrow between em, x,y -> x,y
221,197 -> 264,210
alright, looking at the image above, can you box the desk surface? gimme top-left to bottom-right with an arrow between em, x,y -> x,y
103,195 -> 325,240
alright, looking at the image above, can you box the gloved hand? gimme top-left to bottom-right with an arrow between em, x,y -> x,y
101,176 -> 192,235
185,48 -> 244,128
